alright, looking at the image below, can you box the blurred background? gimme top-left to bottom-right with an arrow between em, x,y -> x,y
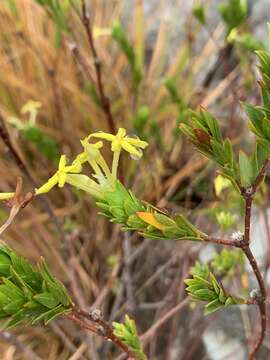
0,0 -> 270,359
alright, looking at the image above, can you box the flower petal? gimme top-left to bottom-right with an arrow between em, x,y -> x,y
58,173 -> 66,187
66,174 -> 102,199
122,141 -> 142,157
0,192 -> 15,200
35,175 -> 58,195
126,138 -> 148,148
111,140 -> 121,152
117,128 -> 126,138
58,155 -> 67,171
89,132 -> 115,141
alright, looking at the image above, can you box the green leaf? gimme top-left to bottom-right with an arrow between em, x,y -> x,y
0,252 -> 11,276
113,315 -> 147,360
193,289 -> 217,301
219,0 -> 248,34
132,106 -> 150,136
223,138 -> 234,168
204,299 -> 224,314
112,22 -> 143,90
192,0 -> 206,25
34,292 -> 60,309
0,244 -> 72,329
202,110 -> 222,143
239,150 -> 254,186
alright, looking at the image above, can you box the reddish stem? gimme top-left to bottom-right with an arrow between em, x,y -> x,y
81,0 -> 116,135
242,245 -> 267,360
72,308 -> 134,358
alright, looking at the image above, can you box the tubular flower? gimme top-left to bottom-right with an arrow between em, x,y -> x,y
35,155 -> 81,195
0,192 -> 15,200
80,139 -> 112,182
88,128 -> 148,178
89,128 -> 148,159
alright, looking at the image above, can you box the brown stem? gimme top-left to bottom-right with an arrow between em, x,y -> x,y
242,245 -> 267,360
140,297 -> 189,346
240,160 -> 269,359
71,308 -> 134,358
65,313 -> 100,335
81,0 -> 116,135
0,114 -> 62,233
205,160 -> 270,359
204,236 -> 237,247
244,195 -> 252,244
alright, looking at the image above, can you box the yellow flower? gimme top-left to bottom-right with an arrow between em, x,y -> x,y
0,192 -> 15,200
35,155 -> 81,195
88,128 -> 148,179
21,100 -> 42,125
89,128 -> 148,159
80,139 -> 112,181
80,139 -> 103,161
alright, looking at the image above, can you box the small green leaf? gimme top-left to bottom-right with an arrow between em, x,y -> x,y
192,0 -> 206,25
204,299 -> 224,314
113,315 -> 147,360
239,150 -> 254,186
34,292 -> 60,309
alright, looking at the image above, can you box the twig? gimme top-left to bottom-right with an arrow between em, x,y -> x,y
242,245 -> 267,360
65,313 -> 100,336
0,114 -> 63,234
0,177 -> 34,235
71,308 -> 134,358
140,297 -> 189,346
204,236 -> 237,247
241,160 -> 269,359
204,160 -> 270,359
66,41 -> 96,84
80,0 -> 116,134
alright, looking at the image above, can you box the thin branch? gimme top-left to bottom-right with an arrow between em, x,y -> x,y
243,194 -> 253,244
0,177 -> 33,235
204,236 -> 237,247
72,308 -> 134,358
65,313 -> 100,336
242,245 -> 267,360
66,40 -> 96,84
80,0 -> 116,134
140,297 -> 189,345
0,114 -> 63,234
204,160 -> 270,359
240,159 -> 270,359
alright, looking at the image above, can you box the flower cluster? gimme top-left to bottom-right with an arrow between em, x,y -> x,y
0,128 -> 205,241
35,128 -> 148,197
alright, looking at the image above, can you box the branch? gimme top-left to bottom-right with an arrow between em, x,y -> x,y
80,0 -> 116,134
240,159 -> 269,359
0,114 -> 63,233
204,236 -> 238,247
242,245 -> 267,360
71,307 -> 135,358
140,297 -> 189,346
203,160 -> 270,359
